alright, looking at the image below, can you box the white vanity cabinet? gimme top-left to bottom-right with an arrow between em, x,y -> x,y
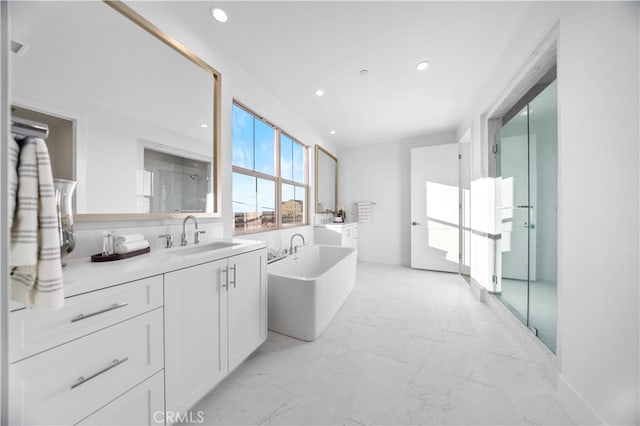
227,249 -> 268,370
164,258 -> 228,416
164,248 -> 267,416
315,222 -> 359,249
9,276 -> 165,426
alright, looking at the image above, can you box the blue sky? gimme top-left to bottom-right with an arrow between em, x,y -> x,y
232,104 -> 305,215
232,103 -> 275,175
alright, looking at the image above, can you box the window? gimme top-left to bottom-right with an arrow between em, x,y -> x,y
232,102 -> 308,233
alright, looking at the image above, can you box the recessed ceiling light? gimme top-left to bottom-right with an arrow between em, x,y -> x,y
330,130 -> 336,135
416,60 -> 430,71
200,123 -> 208,128
360,69 -> 369,76
211,7 -> 228,23
315,89 -> 325,97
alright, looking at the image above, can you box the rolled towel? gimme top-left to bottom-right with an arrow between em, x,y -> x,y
115,233 -> 145,244
115,239 -> 149,254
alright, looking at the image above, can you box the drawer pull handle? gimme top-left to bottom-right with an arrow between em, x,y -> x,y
71,357 -> 129,390
230,265 -> 237,288
71,302 -> 129,323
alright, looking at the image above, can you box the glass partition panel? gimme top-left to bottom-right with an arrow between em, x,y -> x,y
528,80 -> 558,352
497,105 -> 530,325
496,75 -> 558,353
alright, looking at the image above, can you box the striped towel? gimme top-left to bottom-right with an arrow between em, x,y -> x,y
357,202 -> 373,223
10,137 -> 64,309
8,137 -> 19,229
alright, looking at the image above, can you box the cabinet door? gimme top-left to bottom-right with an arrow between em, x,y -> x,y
227,249 -> 267,371
341,226 -> 352,247
78,371 -> 165,426
164,259 -> 228,414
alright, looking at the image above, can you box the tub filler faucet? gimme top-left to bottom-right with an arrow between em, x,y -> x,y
289,233 -> 305,254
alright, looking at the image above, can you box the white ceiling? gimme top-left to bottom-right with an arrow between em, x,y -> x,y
164,1 -> 534,149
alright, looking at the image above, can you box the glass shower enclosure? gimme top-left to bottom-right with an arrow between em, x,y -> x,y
495,78 -> 558,352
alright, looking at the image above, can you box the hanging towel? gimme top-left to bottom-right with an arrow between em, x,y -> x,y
8,137 -> 19,229
115,239 -> 149,254
10,137 -> 64,309
115,233 -> 145,245
357,202 -> 373,223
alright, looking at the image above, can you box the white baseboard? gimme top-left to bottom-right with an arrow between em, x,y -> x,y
557,373 -> 606,425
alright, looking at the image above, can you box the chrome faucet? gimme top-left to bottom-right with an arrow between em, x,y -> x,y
289,233 -> 305,254
181,215 -> 205,246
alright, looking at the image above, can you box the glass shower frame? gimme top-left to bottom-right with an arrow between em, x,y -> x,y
495,79 -> 558,353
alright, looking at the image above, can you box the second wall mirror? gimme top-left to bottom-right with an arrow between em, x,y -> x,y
315,145 -> 338,213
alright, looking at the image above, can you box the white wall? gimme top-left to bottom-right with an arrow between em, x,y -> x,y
459,2 -> 639,424
1,2 -> 10,422
556,4 -> 639,424
339,132 -> 456,266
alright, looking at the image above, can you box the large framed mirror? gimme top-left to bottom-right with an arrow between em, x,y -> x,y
315,145 -> 338,213
9,1 -> 220,219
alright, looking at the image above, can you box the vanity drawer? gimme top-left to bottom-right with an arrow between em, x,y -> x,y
9,308 -> 164,426
10,275 -> 163,362
78,370 -> 165,426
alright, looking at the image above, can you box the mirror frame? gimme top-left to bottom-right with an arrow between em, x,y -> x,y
314,145 -> 338,214
75,1 -> 221,221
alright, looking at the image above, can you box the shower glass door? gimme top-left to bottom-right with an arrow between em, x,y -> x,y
527,80 -> 557,352
496,106 -> 530,325
496,79 -> 557,353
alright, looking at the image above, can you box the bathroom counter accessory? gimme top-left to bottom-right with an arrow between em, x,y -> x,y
90,247 -> 150,262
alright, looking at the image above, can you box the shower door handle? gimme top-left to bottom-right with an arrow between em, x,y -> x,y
411,221 -> 421,226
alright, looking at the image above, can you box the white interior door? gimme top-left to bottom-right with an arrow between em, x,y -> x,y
410,144 -> 460,272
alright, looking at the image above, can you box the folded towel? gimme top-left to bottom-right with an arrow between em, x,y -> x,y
10,137 -> 64,309
115,233 -> 145,244
115,239 -> 150,254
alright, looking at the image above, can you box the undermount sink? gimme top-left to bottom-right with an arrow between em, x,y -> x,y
169,241 -> 239,257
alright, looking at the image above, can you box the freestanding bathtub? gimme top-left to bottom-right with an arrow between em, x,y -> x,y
267,244 -> 357,341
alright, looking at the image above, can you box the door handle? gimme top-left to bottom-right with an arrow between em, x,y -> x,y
412,221 -> 421,226
229,265 -> 237,288
221,267 -> 228,291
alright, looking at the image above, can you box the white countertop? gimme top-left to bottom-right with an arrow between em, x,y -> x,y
314,222 -> 357,228
10,238 -> 266,312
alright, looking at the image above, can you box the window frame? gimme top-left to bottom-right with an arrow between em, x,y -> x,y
232,100 -> 309,234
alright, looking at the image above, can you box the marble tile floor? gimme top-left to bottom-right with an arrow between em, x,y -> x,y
189,262 -> 573,426
497,278 -> 557,353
